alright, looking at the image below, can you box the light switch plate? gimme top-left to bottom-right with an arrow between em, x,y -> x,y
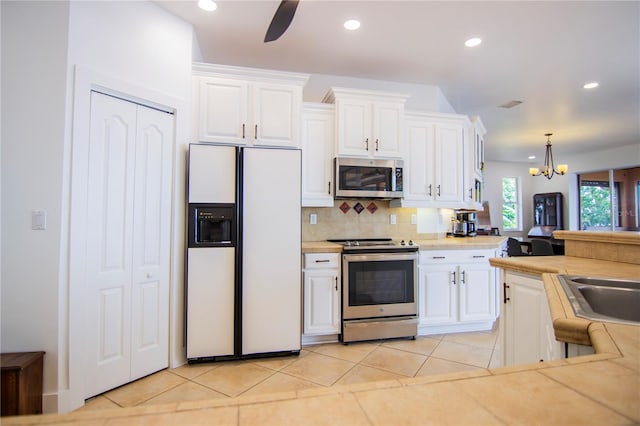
32,210 -> 47,230
390,214 -> 397,225
411,214 -> 417,225
310,213 -> 317,225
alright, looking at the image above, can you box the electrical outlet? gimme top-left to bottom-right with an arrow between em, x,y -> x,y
310,213 -> 317,225
411,214 -> 417,225
390,214 -> 397,225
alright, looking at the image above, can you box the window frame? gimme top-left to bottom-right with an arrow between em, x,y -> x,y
502,176 -> 522,231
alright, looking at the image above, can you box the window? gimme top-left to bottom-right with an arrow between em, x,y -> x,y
502,177 -> 521,231
579,167 -> 639,231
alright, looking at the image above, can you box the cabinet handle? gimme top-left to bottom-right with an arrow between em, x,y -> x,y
428,184 -> 432,196
451,271 -> 457,285
335,277 -> 338,291
365,138 -> 369,151
461,270 -> 466,284
437,185 -> 441,196
242,123 -> 246,139
328,181 -> 331,195
432,256 -> 446,259
315,259 -> 331,263
375,139 -> 379,151
469,188 -> 473,199
254,124 -> 258,139
472,255 -> 485,259
503,282 -> 510,304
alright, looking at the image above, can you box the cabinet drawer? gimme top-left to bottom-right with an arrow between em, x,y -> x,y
419,249 -> 493,265
304,253 -> 340,269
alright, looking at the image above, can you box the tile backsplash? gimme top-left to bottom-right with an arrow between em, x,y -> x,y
302,201 -> 452,241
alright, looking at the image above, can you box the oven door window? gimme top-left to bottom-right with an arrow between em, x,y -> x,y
347,259 -> 414,306
339,166 -> 392,192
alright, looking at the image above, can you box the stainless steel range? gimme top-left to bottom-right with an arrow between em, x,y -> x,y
328,238 -> 419,343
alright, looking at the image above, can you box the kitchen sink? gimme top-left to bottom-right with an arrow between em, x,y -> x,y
557,275 -> 640,325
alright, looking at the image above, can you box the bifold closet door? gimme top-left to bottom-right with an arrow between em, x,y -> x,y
85,91 -> 173,398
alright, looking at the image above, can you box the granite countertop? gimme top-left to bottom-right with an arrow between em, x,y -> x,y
302,236 -> 506,253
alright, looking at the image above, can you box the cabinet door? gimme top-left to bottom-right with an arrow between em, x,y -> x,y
503,273 -> 562,366
302,106 -> 334,206
459,262 -> 496,322
404,119 -> 435,201
303,270 -> 340,335
372,101 -> 403,157
197,77 -> 248,144
435,123 -> 464,201
336,98 -> 371,156
252,83 -> 300,148
419,264 -> 458,326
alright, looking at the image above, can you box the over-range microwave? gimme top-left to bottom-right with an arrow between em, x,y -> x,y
334,157 -> 404,199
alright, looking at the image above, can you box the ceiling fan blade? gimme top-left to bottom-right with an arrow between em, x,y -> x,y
264,0 -> 299,42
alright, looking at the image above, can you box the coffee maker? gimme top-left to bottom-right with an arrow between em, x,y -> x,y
453,210 -> 478,237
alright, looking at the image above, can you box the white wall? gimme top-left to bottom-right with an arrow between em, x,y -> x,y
484,142 -> 640,235
304,73 -> 455,113
1,0 -> 193,413
1,0 -> 70,409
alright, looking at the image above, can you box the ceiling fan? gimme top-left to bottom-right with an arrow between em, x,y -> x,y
264,0 -> 299,42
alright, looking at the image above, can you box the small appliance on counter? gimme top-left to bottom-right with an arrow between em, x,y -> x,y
453,210 -> 478,237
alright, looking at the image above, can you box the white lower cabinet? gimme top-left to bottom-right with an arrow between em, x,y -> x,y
500,271 -> 564,366
418,249 -> 497,335
303,253 -> 341,343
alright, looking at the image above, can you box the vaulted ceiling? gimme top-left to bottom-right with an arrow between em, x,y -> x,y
156,1 -> 640,163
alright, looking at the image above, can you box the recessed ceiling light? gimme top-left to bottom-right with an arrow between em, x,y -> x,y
344,19 -> 361,31
465,37 -> 482,47
528,156 -> 536,160
198,0 -> 217,12
583,81 -> 599,89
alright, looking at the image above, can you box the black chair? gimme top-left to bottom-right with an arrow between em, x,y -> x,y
507,238 -> 528,257
531,239 -> 554,256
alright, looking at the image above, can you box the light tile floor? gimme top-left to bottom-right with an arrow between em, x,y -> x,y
78,329 -> 502,412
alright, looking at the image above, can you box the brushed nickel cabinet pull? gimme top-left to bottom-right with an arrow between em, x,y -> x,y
437,185 -> 441,196
315,259 -> 331,263
254,124 -> 258,139
328,181 -> 331,195
375,139 -> 379,151
432,256 -> 446,259
428,184 -> 432,196
469,188 -> 473,199
335,277 -> 338,291
365,138 -> 369,151
242,123 -> 245,139
472,255 -> 485,258
461,270 -> 466,284
451,271 -> 457,285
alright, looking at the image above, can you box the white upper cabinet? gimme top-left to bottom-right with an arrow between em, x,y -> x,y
192,63 -> 309,148
302,103 -> 334,207
396,112 -> 468,208
464,116 -> 486,210
323,87 -> 408,158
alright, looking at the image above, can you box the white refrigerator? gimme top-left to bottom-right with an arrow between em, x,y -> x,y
186,144 -> 302,361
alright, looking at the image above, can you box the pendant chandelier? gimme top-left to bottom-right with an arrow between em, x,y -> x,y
529,133 -> 568,179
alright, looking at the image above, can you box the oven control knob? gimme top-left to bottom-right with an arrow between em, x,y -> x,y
400,240 -> 406,245
353,241 -> 360,246
409,240 -> 414,246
